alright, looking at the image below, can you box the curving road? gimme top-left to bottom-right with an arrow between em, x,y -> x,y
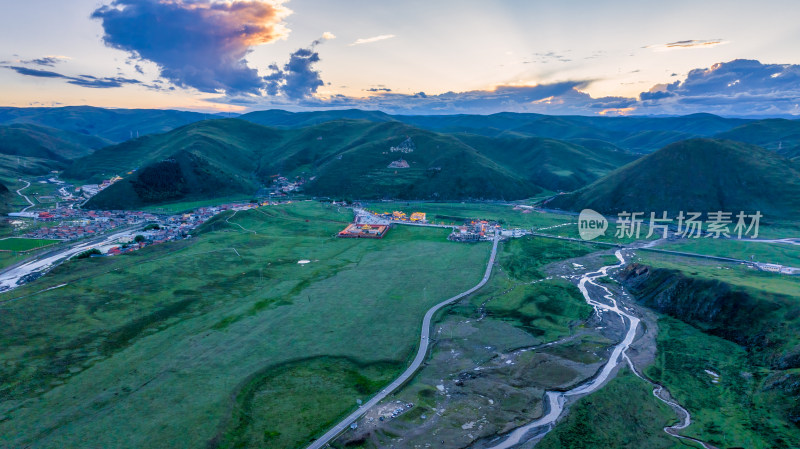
16,180 -> 35,212
305,233 -> 500,449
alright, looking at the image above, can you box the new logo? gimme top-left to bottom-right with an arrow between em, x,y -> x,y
578,209 -> 608,240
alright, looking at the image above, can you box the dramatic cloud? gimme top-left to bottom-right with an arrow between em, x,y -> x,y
213,59 -> 799,117
645,39 -> 729,51
264,38 -> 330,99
638,59 -> 800,115
349,34 -> 395,46
226,80 -> 634,115
91,0 -> 291,95
3,65 -> 141,88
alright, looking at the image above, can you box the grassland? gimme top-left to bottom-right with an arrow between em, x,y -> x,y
0,201 -> 490,449
333,234 -> 603,448
665,237 -> 800,267
0,237 -> 60,252
363,201 -> 574,229
635,251 -> 800,296
217,357 -> 401,449
646,316 -> 800,449
139,194 -> 256,214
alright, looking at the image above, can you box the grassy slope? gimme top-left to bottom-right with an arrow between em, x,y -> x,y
623,254 -> 800,448
0,123 -> 111,161
484,236 -> 596,340
715,118 -> 800,152
647,316 -> 800,449
549,138 -> 800,219
537,368 -> 683,449
294,121 -> 538,200
454,134 -> 637,192
77,119 -> 542,208
0,181 -> 12,239
0,202 -> 490,449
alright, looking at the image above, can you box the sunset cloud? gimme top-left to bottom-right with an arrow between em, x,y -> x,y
91,0 -> 292,94
349,34 -> 396,46
645,39 -> 729,51
637,59 -> 800,115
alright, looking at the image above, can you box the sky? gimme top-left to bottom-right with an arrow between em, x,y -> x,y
1,0 -> 800,116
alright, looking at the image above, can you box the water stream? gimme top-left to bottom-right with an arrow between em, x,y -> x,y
484,249 -> 714,449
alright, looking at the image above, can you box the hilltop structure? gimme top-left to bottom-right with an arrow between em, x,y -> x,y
388,159 -> 410,168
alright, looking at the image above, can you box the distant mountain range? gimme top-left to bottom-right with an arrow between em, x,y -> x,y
548,139 -> 800,219
0,106 -> 798,215
0,106 -> 214,143
82,118 -> 594,208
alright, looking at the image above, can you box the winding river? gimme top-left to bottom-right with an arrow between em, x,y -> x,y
485,250 -> 715,449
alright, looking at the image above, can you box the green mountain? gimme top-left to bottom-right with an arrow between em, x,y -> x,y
0,181 -> 11,236
715,119 -> 800,152
453,134 -> 637,192
0,123 -> 112,178
242,110 -> 750,154
277,120 -> 539,200
0,180 -> 10,213
0,123 -> 110,161
240,109 -> 395,128
79,118 -> 546,208
548,138 -> 800,219
0,106 -> 210,143
81,119 -> 279,209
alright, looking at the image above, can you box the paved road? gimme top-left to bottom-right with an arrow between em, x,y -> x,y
530,232 -> 800,272
305,233 -> 500,449
0,226 -> 144,293
15,180 -> 35,212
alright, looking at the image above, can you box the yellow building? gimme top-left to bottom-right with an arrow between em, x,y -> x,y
410,212 -> 426,222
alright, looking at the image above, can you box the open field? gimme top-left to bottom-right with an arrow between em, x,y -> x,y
333,235 -> 610,447
634,251 -> 800,296
0,237 -> 60,252
665,237 -> 800,267
362,201 -> 574,229
0,202 -> 491,449
0,252 -> 28,270
139,194 -> 256,214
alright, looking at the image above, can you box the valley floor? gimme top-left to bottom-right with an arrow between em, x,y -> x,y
1,201 -> 798,449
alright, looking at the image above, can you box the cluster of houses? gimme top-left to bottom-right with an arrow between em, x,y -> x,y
361,210 -> 428,223
17,201 -> 272,247
77,175 -> 123,199
268,175 -> 311,195
449,220 -> 498,242
22,208 -> 161,240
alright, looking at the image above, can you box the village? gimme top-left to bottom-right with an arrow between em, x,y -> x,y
338,207 -> 527,242
6,199 -> 283,257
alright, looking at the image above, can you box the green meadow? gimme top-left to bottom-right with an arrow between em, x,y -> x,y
665,237 -> 800,267
0,202 -> 490,449
0,237 -> 60,252
362,201 -> 574,228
